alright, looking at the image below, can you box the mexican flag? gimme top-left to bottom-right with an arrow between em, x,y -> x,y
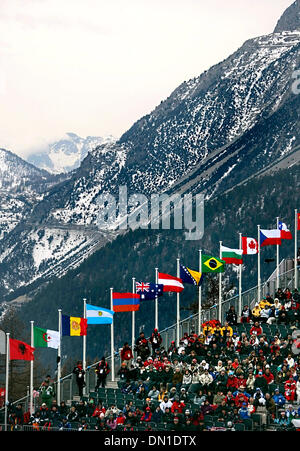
33,327 -> 60,349
221,246 -> 243,265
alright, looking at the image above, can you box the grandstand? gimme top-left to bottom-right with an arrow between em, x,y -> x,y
1,259 -> 300,432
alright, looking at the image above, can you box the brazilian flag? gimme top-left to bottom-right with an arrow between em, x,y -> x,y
201,255 -> 226,273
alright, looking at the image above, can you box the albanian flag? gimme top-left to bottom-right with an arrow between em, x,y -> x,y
9,338 -> 35,361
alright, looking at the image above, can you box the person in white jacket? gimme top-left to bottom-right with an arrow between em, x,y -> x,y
199,369 -> 213,389
159,395 -> 173,413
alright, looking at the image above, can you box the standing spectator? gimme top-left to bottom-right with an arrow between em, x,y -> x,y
40,380 -> 55,409
135,332 -> 151,361
95,357 -> 110,390
254,371 -> 268,392
226,306 -> 238,326
240,306 -> 252,324
150,329 -> 162,356
72,360 -> 86,398
120,343 -> 134,368
273,388 -> 286,408
252,304 -> 262,321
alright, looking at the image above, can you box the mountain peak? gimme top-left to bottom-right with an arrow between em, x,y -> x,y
274,0 -> 300,33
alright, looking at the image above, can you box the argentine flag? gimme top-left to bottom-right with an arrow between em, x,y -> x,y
86,304 -> 114,325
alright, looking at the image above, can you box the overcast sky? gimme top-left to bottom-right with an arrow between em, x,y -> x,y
0,0 -> 294,158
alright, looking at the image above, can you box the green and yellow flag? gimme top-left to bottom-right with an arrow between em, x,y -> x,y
201,254 -> 226,273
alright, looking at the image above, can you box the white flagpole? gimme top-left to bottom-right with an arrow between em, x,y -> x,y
258,225 -> 261,303
198,249 -> 202,336
176,258 -> 180,347
276,217 -> 280,290
57,309 -> 62,406
83,298 -> 87,395
219,241 -> 222,323
132,277 -> 136,353
155,268 -> 159,330
110,288 -> 115,382
239,233 -> 242,317
30,321 -> 34,416
5,333 -> 9,431
295,209 -> 298,290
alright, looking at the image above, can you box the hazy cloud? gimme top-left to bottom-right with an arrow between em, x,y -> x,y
0,0 -> 294,158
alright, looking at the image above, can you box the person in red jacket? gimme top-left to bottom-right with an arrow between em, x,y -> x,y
250,322 -> 262,336
235,374 -> 247,390
234,391 -> 249,408
171,398 -> 186,414
140,407 -> 152,423
226,372 -> 238,391
263,368 -> 274,385
284,378 -> 297,402
116,412 -> 126,425
92,402 -> 106,418
120,343 -> 133,368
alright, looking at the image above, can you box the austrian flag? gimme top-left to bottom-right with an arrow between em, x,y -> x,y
158,273 -> 184,293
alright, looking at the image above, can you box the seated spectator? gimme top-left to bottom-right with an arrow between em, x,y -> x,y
58,417 -> 72,430
106,414 -> 117,430
148,385 -> 159,401
260,306 -> 271,323
171,396 -> 185,414
151,405 -> 163,424
199,369 -> 214,392
274,411 -> 291,428
238,402 -> 251,420
67,406 -> 79,423
250,322 -> 263,337
172,367 -> 183,392
160,395 -> 173,413
140,407 -> 152,423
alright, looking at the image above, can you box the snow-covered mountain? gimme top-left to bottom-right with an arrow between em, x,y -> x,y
0,1 -> 300,300
0,148 -> 64,241
27,133 -> 116,174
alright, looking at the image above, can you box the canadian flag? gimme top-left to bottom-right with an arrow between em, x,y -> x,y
242,237 -> 259,255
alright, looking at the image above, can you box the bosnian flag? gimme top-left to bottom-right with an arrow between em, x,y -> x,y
260,229 -> 282,247
278,222 -> 292,240
158,272 -> 184,293
242,237 -> 259,255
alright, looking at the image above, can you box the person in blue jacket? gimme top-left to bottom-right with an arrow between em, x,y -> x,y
272,388 -> 286,407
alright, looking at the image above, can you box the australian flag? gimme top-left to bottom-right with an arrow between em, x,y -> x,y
136,282 -> 164,301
